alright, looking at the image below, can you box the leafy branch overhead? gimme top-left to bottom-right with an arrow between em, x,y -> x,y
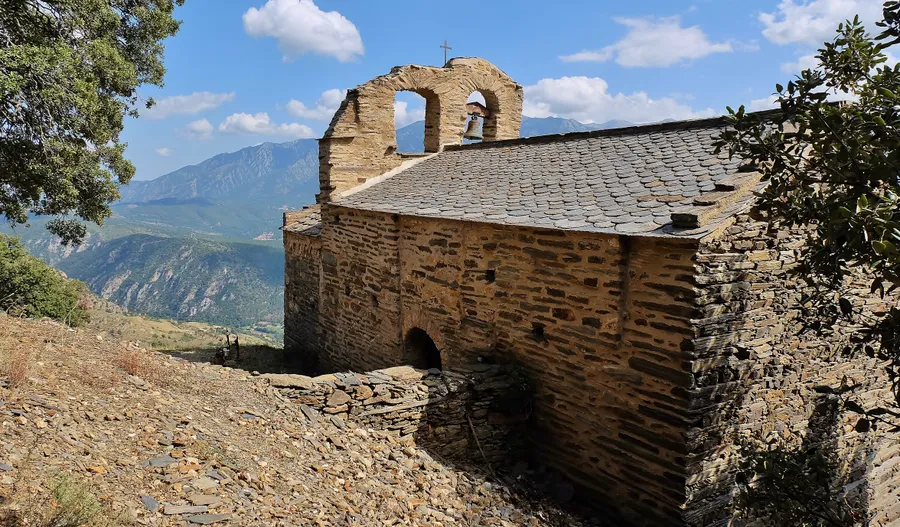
0,0 -> 184,244
717,3 -> 900,294
717,2 -> 900,429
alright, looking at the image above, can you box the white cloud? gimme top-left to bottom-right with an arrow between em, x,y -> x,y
218,112 -> 315,138
886,50 -> 900,68
560,16 -> 733,67
145,92 -> 236,120
780,52 -> 821,74
467,92 -> 487,105
760,0 -> 883,46
155,147 -> 173,157
180,119 -> 215,140
782,48 -> 898,74
522,76 -> 716,124
748,95 -> 779,111
285,88 -> 346,120
394,101 -> 425,128
243,0 -> 363,62
560,50 -> 614,63
748,88 -> 863,111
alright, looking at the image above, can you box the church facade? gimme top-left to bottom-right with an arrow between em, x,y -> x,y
282,58 -> 900,526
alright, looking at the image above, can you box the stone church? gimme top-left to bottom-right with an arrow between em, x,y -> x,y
282,58 -> 899,525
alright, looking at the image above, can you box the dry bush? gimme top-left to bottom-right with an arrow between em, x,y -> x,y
1,348 -> 31,388
0,476 -> 130,527
76,293 -> 94,312
113,348 -> 169,387
114,348 -> 142,377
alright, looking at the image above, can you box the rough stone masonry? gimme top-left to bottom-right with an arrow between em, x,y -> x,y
282,58 -> 900,525
260,363 -> 527,467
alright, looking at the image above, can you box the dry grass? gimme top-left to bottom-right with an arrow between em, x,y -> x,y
112,347 -> 170,387
1,348 -> 30,388
73,361 -> 121,392
0,475 -> 131,527
113,348 -> 143,377
85,299 -> 279,353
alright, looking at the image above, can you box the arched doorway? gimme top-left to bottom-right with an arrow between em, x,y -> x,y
404,327 -> 442,370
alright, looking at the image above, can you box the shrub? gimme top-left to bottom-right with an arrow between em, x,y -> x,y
0,235 -> 90,326
48,476 -> 107,527
0,475 -> 129,527
2,349 -> 31,388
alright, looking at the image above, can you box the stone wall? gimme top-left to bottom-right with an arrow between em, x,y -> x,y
260,364 -> 528,465
318,58 -> 523,202
685,210 -> 900,526
318,207 -> 403,372
307,204 -> 900,524
284,230 -> 322,369
318,205 -> 702,525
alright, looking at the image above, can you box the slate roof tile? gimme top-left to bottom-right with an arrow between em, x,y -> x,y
282,205 -> 322,236
333,116 -> 752,237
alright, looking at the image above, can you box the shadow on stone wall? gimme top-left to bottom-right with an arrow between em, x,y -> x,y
259,364 -> 605,525
732,395 -> 873,527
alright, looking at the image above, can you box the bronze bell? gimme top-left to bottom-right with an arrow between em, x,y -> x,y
463,115 -> 483,141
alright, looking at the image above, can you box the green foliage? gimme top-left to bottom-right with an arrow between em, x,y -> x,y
735,440 -> 858,527
717,3 -> 900,424
716,4 -> 900,291
0,234 -> 89,326
0,0 -> 184,244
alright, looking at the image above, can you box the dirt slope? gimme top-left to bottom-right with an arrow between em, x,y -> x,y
0,314 -> 591,526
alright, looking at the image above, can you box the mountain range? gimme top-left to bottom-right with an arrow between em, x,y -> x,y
7,116 -> 633,330
121,116 -> 633,206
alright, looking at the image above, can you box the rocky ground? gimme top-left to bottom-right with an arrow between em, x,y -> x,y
0,314 -> 600,526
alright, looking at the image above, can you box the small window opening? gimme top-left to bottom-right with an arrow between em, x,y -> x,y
485,269 -> 496,283
371,293 -> 379,307
404,327 -> 442,370
531,322 -> 546,342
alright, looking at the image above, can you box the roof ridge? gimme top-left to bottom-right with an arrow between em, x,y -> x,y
444,109 -> 781,151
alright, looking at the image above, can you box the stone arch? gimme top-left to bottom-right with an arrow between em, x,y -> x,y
401,309 -> 447,354
394,87 -> 441,153
403,327 -> 442,370
318,58 -> 523,203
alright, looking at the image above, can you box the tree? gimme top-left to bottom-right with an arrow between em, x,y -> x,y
716,2 -> 900,425
0,234 -> 90,326
0,0 -> 184,244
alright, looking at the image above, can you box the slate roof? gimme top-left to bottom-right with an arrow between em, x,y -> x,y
334,116 -> 759,237
282,205 -> 322,236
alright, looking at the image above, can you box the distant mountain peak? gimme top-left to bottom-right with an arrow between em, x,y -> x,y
120,116 -> 635,207
118,139 -> 320,205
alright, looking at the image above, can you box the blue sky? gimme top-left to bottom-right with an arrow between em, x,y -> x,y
124,0 -> 887,180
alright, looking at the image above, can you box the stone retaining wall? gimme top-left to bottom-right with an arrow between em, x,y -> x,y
260,364 -> 528,465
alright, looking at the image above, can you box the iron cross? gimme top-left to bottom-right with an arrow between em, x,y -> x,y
441,40 -> 452,65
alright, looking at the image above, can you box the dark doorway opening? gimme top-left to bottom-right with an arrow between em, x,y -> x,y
404,327 -> 442,370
